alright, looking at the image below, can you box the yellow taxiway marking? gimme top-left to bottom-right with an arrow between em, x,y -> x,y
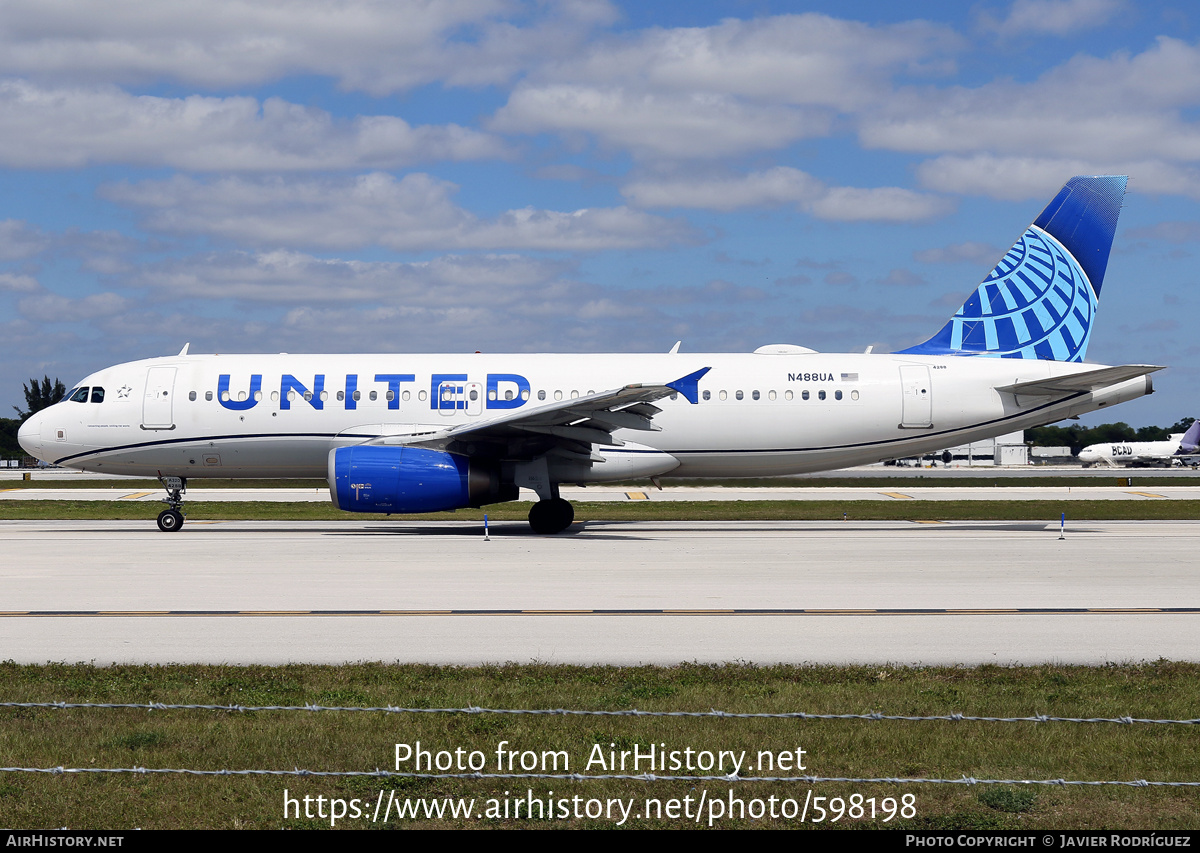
662,609 -> 737,614
1126,491 -> 1166,498
118,491 -> 155,500
625,491 -> 649,500
99,610 -> 170,615
880,492 -> 914,499
0,488 -> 20,492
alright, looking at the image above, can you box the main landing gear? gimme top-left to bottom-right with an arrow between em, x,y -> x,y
528,498 -> 574,534
156,474 -> 187,532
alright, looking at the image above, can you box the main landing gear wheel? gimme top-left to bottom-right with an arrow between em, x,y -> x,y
156,509 -> 184,532
528,498 -> 574,534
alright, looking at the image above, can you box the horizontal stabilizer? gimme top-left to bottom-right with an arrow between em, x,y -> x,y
996,364 -> 1163,396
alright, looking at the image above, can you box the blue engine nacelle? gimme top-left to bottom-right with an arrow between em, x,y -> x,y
327,446 -> 516,513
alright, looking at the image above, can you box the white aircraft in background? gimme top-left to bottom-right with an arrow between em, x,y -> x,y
19,176 -> 1162,533
1078,420 -> 1200,467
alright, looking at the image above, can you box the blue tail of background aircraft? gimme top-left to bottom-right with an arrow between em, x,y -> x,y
898,175 -> 1128,362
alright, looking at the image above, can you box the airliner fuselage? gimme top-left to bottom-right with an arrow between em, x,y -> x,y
22,351 -> 1152,480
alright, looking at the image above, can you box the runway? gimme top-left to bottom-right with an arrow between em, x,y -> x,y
1,519 -> 1196,666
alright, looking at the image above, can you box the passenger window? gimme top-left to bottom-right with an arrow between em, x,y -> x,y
319,391 -> 328,402
255,390 -> 263,401
70,387 -> 89,403
521,389 -> 530,400
719,390 -> 727,401
538,390 -> 546,401
369,391 -> 377,401
337,391 -> 344,401
735,390 -> 744,400
554,390 -> 563,401
570,390 -> 579,399
271,391 -> 279,402
90,387 -> 105,403
189,391 -> 197,401
205,391 -> 213,401
802,390 -> 810,401
386,390 -> 395,401
768,390 -> 777,401
469,389 -> 478,401
419,390 -> 428,402
835,390 -> 843,401
752,390 -> 760,401
702,390 -> 710,401
504,390 -> 514,400
402,390 -> 411,401
851,390 -> 860,401
353,390 -> 361,401
784,390 -> 793,401
303,391 -> 312,402
818,390 -> 826,401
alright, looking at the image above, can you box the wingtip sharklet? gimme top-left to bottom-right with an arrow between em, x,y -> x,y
666,367 -> 711,404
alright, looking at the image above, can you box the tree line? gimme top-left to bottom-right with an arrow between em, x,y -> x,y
0,376 -> 66,457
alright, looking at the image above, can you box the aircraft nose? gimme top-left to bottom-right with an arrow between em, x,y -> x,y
17,412 -> 45,459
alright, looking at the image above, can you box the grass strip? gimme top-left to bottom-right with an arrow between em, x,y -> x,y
1,661 -> 1198,829
1,499 -> 1199,522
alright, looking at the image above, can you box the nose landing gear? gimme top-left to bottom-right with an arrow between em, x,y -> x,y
156,474 -> 187,532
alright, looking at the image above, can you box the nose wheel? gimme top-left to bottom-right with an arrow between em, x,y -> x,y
156,473 -> 187,532
157,509 -> 184,532
528,498 -> 574,534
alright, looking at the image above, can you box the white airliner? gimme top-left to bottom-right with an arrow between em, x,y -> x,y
18,176 -> 1162,533
1078,420 -> 1200,467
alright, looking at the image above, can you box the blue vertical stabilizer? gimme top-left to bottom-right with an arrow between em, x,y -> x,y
898,175 -> 1127,362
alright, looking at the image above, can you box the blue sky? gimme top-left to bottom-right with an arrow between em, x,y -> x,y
1,0 -> 1198,427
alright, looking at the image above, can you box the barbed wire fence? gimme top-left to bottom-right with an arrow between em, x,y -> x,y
2,701 -> 1196,788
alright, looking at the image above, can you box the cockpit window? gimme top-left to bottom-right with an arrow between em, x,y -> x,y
90,387 -> 105,403
69,387 -> 90,403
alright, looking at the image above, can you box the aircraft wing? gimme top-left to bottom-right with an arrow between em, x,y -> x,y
366,367 -> 710,461
996,364 -> 1163,396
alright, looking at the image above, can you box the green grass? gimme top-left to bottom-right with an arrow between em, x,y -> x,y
1,661 -> 1198,829
1,498 -> 1199,522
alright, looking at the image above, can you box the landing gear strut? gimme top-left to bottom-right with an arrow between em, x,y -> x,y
528,498 -> 574,534
156,474 -> 187,532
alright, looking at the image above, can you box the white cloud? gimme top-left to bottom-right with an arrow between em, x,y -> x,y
102,172 -> 700,251
0,272 -> 40,292
859,37 -> 1200,200
17,291 -> 129,322
129,250 -> 574,303
808,186 -> 954,222
916,154 -> 1200,200
981,0 -> 1126,37
0,80 -> 506,169
0,0 -> 617,93
914,241 -> 1004,265
492,13 -> 959,158
623,167 -> 952,222
0,219 -> 50,259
